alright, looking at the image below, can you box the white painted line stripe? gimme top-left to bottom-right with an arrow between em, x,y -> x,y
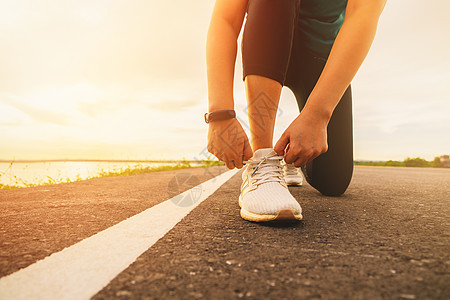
0,168 -> 239,300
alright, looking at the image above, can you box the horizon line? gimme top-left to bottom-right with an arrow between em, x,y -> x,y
0,159 -> 217,164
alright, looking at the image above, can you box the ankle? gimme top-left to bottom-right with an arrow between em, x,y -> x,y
251,144 -> 274,152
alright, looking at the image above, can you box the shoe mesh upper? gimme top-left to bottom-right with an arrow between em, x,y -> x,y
241,148 -> 302,215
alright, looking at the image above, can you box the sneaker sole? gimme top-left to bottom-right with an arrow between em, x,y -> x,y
240,207 -> 303,222
285,178 -> 303,186
239,195 -> 303,222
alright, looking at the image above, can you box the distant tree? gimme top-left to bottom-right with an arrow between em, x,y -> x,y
354,156 -> 445,168
431,156 -> 441,168
384,160 -> 404,167
403,157 -> 429,168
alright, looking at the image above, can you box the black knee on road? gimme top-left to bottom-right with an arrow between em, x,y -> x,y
301,162 -> 353,197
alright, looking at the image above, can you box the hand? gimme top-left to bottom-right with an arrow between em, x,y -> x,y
274,111 -> 329,167
207,118 -> 253,169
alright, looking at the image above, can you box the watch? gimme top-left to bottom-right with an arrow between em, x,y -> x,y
204,110 -> 236,123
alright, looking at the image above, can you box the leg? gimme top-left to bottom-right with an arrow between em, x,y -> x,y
242,0 -> 301,151
304,84 -> 353,196
285,50 -> 354,196
244,75 -> 281,150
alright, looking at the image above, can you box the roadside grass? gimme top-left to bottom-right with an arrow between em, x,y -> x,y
355,156 -> 443,168
0,159 -> 224,190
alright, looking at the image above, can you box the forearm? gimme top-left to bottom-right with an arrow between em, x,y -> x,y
303,4 -> 385,121
206,18 -> 239,112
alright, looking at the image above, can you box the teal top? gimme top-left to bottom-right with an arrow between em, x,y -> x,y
298,0 -> 348,59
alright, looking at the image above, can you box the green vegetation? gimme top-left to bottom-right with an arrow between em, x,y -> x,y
0,159 -> 224,190
355,157 -> 444,168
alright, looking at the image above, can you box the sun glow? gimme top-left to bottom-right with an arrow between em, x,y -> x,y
0,0 -> 449,161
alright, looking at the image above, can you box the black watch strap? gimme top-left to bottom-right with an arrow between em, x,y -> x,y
204,110 -> 236,123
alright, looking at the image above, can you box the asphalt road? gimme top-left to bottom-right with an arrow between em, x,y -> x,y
0,166 -> 449,299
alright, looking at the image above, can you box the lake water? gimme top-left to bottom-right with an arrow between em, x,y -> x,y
0,161 -> 182,187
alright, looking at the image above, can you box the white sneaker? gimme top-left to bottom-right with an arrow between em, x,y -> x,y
283,161 -> 303,186
239,148 -> 303,222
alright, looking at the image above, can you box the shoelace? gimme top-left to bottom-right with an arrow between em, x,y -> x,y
244,155 -> 285,186
284,163 -> 299,176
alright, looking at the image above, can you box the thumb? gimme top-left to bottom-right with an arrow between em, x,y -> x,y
274,132 -> 290,156
243,137 -> 253,161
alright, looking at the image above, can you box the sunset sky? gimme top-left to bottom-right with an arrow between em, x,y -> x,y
0,0 -> 449,161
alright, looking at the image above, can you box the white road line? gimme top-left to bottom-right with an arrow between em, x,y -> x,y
0,168 -> 239,300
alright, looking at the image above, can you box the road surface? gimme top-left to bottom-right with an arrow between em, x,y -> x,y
0,166 -> 449,299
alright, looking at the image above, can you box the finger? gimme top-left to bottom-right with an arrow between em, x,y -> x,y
223,154 -> 236,169
284,145 -> 298,164
232,158 -> 244,169
283,144 -> 291,163
234,161 -> 243,169
243,137 -> 253,161
234,145 -> 245,168
274,132 -> 290,156
293,157 -> 307,168
233,155 -> 244,169
227,142 -> 245,169
225,160 -> 235,169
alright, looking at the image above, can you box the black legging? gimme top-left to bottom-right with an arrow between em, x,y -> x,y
242,0 -> 353,196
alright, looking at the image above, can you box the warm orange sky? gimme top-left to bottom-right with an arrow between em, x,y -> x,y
0,0 -> 449,161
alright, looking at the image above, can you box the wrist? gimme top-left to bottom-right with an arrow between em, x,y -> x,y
208,106 -> 234,113
208,99 -> 234,113
301,103 -> 333,124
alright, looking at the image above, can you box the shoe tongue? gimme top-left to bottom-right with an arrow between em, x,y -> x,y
252,148 -> 277,159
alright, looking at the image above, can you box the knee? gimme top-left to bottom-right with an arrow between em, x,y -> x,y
302,164 -> 353,197
306,177 -> 352,196
316,183 -> 350,197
